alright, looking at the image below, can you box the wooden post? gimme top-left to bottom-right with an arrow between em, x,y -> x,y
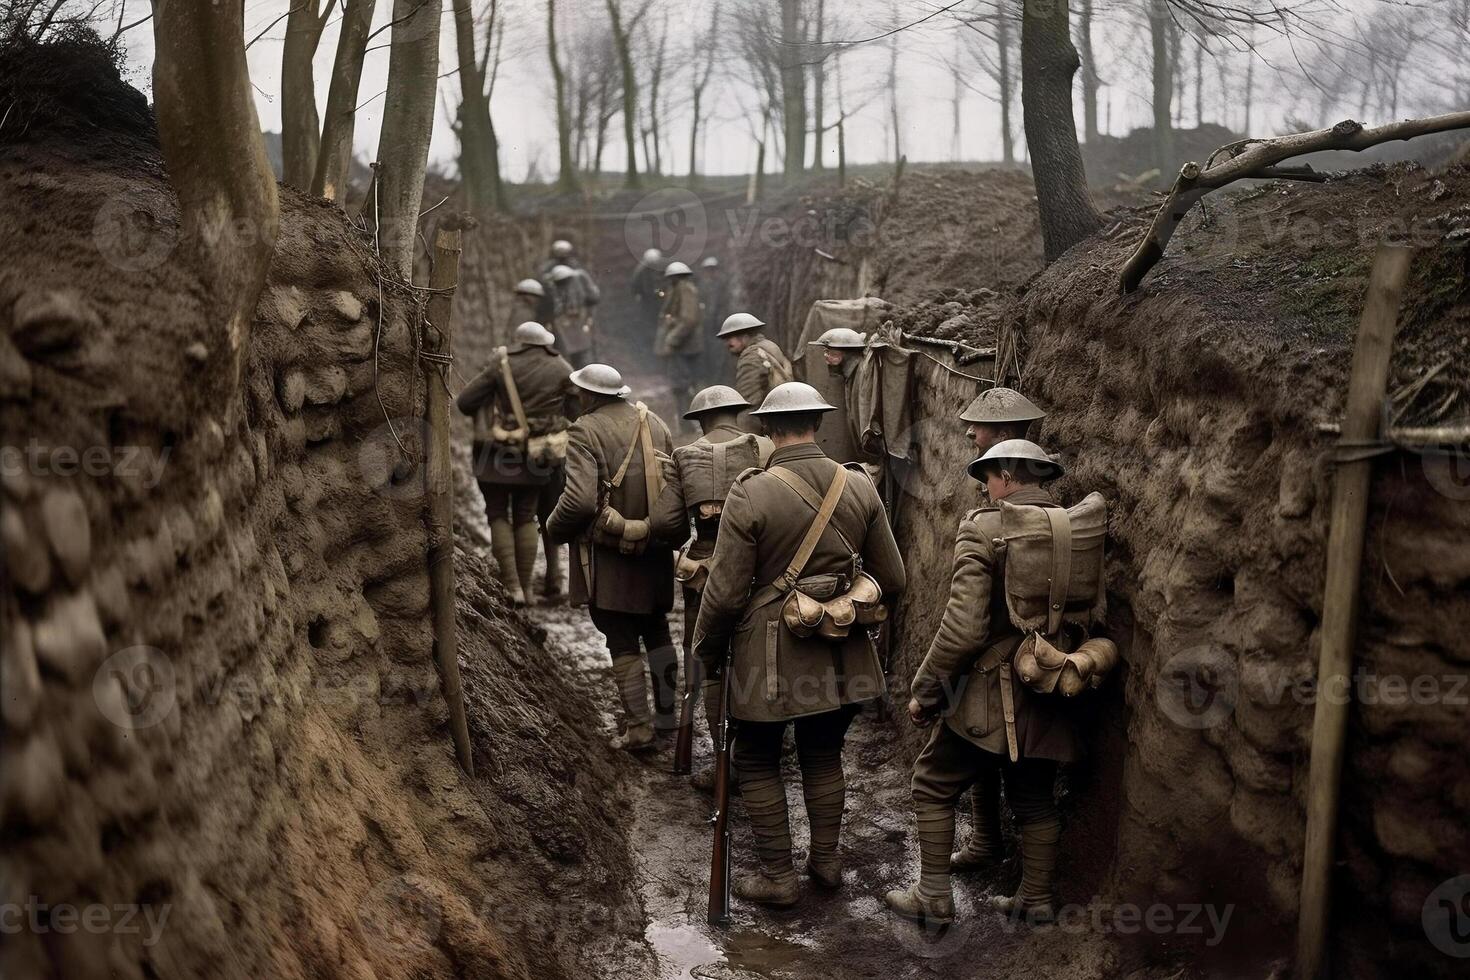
1295,245 -> 1412,979
424,216 -> 474,777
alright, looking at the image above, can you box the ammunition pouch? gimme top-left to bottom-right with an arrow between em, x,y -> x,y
780,570 -> 886,640
675,551 -> 709,592
490,420 -> 530,445
1012,630 -> 1119,697
526,428 -> 570,466
594,506 -> 651,556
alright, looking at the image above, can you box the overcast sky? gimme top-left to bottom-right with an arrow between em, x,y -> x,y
106,0 -> 1459,183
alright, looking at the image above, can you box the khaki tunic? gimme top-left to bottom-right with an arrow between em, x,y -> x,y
546,399 -> 675,613
692,442 -> 906,722
455,345 -> 578,485
910,486 -> 1080,762
654,278 -> 704,357
733,335 -> 793,429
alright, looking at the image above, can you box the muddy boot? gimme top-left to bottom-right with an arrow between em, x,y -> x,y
805,854 -> 842,890
646,644 -> 680,737
541,531 -> 563,599
609,654 -> 655,752
951,778 -> 1003,872
733,869 -> 800,909
884,884 -> 955,926
512,521 -> 540,607
985,816 -> 1060,923
799,730 -> 847,891
489,518 -> 526,605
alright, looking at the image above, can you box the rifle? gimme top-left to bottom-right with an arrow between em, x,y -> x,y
672,644 -> 699,775
707,655 -> 733,927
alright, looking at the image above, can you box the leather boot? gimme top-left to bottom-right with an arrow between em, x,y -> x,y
951,778 -> 1003,872
733,869 -> 800,908
806,854 -> 842,890
489,518 -> 526,605
609,655 -> 655,752
985,817 -> 1059,923
512,521 -> 540,607
884,884 -> 955,926
541,531 -> 563,598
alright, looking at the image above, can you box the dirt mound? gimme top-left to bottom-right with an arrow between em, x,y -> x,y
1,48 -> 637,979
1081,124 -> 1239,186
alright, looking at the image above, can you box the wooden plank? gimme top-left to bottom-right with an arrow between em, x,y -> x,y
1296,244 -> 1413,979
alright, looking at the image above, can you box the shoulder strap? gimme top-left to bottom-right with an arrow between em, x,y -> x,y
638,403 -> 664,507
1044,507 -> 1072,636
766,465 -> 858,554
775,466 -> 847,592
713,440 -> 728,491
497,347 -> 528,432
609,404 -> 646,489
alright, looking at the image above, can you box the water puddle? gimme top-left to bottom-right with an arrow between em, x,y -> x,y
645,918 -> 809,979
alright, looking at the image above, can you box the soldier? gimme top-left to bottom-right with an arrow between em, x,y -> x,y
547,364 -> 678,752
699,256 -> 736,386
456,322 -> 578,606
631,247 -> 666,345
885,439 -> 1111,927
947,385 -> 1047,872
813,327 -> 869,466
549,263 -> 600,369
539,238 -> 579,276
654,261 -> 704,428
512,278 -> 554,334
717,313 -> 793,434
693,382 -> 906,907
650,385 -> 772,789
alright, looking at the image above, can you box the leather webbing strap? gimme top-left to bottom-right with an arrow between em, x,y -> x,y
713,440 -> 728,495
999,662 -> 1020,762
744,465 -> 847,614
496,347 -> 529,433
609,404 -> 648,490
1044,507 -> 1073,637
765,466 -> 859,554
637,405 -> 663,508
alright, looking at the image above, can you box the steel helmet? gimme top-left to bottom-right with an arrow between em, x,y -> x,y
569,363 -> 631,397
513,321 -> 556,347
717,312 -> 766,338
684,385 -> 750,419
959,387 -> 1045,424
701,256 -> 720,268
749,382 -> 836,415
816,327 -> 867,350
551,239 -> 573,258
514,278 -> 545,298
642,248 -> 663,264
966,438 -> 1065,482
664,260 -> 693,278
549,264 -> 577,283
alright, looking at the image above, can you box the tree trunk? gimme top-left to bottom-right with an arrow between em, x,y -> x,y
281,1 -> 325,189
451,0 -> 507,212
780,0 -> 806,176
812,0 -> 826,170
837,116 -> 846,186
998,8 -> 1015,164
648,16 -> 667,177
548,0 -> 578,190
1078,0 -> 1099,143
888,31 -> 900,165
1243,36 -> 1255,133
607,0 -> 641,189
688,86 -> 702,180
1149,0 -> 1174,174
1021,0 -> 1102,262
1194,38 -> 1204,125
152,0 -> 279,389
377,0 -> 443,277
313,0 -> 376,200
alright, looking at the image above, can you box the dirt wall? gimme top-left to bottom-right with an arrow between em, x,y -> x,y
1,57 -> 638,980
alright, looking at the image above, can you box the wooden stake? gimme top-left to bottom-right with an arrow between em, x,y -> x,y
1295,244 -> 1413,979
424,217 -> 474,778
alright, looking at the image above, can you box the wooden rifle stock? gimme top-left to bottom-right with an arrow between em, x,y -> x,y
707,657 -> 733,927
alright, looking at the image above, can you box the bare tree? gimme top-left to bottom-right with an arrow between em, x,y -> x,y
1021,0 -> 1101,260
451,0 -> 508,211
643,11 -> 670,177
281,0 -> 333,189
605,0 -> 654,189
313,0 -> 377,200
811,0 -> 827,169
1077,0 -> 1100,142
152,0 -> 279,387
731,0 -> 786,170
1148,0 -> 1175,173
951,2 -> 1019,164
887,17 -> 900,165
376,0 -> 443,276
547,0 -> 579,191
780,0 -> 807,175
688,2 -> 721,180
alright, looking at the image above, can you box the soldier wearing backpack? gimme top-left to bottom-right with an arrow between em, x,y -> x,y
885,439 -> 1116,927
547,364 -> 678,753
716,313 -> 793,434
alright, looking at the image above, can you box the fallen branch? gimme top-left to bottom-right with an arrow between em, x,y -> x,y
1118,112 -> 1470,294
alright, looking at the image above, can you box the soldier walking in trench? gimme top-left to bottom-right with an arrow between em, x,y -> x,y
547,364 -> 680,752
456,322 -> 579,606
649,385 -> 772,789
693,382 -> 906,907
885,439 -> 1115,927
654,261 -> 705,429
717,313 -> 793,434
548,263 -> 600,369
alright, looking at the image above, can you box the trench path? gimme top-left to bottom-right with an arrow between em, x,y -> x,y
526,568 -> 1111,980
